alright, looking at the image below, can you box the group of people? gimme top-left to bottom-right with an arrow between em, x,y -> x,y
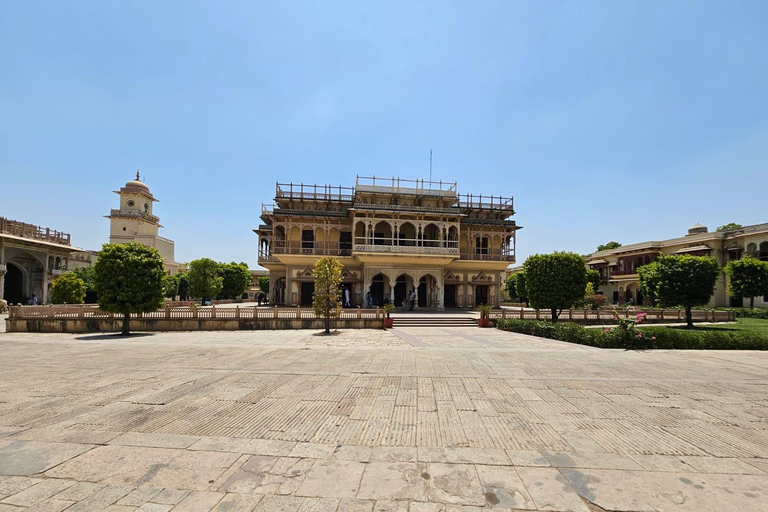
363,289 -> 417,311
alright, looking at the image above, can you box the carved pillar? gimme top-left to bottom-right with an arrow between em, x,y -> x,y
437,271 -> 445,309
285,267 -> 294,306
389,278 -> 396,304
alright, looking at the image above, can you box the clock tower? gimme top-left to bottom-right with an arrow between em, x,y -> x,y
105,172 -> 179,274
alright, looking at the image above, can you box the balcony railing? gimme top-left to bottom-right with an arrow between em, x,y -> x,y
460,250 -> 515,261
260,239 -> 514,261
268,242 -> 354,257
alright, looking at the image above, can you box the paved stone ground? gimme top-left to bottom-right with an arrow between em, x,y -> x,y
0,328 -> 767,511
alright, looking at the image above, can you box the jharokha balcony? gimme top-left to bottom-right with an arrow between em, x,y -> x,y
259,239 -> 514,261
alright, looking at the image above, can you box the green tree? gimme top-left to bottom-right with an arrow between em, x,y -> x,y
219,262 -> 252,299
162,274 -> 180,299
50,273 -> 86,304
724,256 -> 768,309
515,272 -> 527,301
313,256 -> 343,334
586,269 -> 601,292
716,223 -> 743,232
506,273 -> 527,302
258,276 -> 270,294
523,252 -> 587,322
505,275 -> 516,299
638,255 -> 720,328
72,266 -> 98,303
177,272 -> 189,301
94,243 -> 165,335
596,241 -> 622,252
187,258 -> 223,302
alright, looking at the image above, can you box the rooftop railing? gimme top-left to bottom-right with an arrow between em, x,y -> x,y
458,194 -> 514,211
0,217 -> 71,246
355,176 -> 458,198
276,182 -> 355,202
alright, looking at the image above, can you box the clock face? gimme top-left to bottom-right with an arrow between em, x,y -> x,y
127,200 -> 135,207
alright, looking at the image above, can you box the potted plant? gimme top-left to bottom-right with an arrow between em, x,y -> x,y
383,303 -> 396,328
477,304 -> 493,327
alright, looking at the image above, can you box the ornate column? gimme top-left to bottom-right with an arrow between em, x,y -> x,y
437,271 -> 445,309
389,278 -> 396,304
285,267 -> 294,306
0,241 -> 5,302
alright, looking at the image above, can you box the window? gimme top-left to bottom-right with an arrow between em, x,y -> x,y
301,230 -> 315,253
475,237 -> 489,255
760,242 -> 768,261
127,200 -> 135,207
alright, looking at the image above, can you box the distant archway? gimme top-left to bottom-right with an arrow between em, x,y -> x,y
3,263 -> 23,305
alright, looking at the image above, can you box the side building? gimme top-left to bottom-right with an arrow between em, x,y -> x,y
0,217 -> 91,304
255,176 -> 519,308
585,222 -> 768,308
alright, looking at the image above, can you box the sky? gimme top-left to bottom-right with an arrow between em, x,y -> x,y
2,1 -> 767,269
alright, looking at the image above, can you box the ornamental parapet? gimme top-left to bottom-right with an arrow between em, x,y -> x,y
108,209 -> 160,224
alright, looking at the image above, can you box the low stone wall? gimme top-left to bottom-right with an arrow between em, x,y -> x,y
6,317 -> 382,333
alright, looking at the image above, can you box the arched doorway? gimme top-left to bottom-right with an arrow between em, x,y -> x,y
394,274 -> 409,307
370,273 -> 385,306
4,263 -> 24,305
418,274 -> 439,308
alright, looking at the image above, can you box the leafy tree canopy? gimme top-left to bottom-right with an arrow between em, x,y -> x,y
219,262 -> 252,299
523,252 -> 587,321
586,269 -> 601,293
177,272 -> 189,301
313,257 -> 343,334
258,276 -> 270,294
724,256 -> 768,309
187,258 -> 223,301
162,274 -> 180,299
72,266 -> 98,303
94,243 -> 166,335
596,241 -> 622,252
51,273 -> 86,304
638,254 -> 720,327
716,223 -> 743,232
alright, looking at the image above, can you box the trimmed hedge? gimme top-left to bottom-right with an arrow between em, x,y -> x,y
733,308 -> 768,320
693,307 -> 768,319
495,319 -> 768,350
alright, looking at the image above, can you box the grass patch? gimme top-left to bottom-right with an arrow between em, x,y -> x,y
496,318 -> 768,350
649,318 -> 768,335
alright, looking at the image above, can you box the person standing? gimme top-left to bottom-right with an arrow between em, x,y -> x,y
344,287 -> 351,308
409,289 -> 416,311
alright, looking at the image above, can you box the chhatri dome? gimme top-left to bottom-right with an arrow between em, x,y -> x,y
123,170 -> 151,192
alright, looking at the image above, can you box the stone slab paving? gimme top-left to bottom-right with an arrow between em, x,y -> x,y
0,328 -> 767,511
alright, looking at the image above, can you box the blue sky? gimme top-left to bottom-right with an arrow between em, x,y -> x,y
2,1 -> 767,269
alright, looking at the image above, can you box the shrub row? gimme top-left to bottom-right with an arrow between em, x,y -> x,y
692,307 -> 768,319
732,308 -> 768,320
495,319 -> 768,350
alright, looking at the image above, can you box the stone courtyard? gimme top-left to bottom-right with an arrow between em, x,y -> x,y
0,327 -> 766,512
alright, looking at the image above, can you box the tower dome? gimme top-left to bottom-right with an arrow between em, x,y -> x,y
124,171 -> 150,191
687,223 -> 708,235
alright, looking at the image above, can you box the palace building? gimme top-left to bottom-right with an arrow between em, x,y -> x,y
106,173 -> 180,274
585,222 -> 768,308
255,176 -> 520,308
0,217 -> 88,305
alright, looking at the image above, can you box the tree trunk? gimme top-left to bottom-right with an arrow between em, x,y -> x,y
750,296 -> 754,309
550,308 -> 558,322
685,306 -> 693,328
122,311 -> 130,336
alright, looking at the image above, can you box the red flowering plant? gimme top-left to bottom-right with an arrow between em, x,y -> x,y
604,311 -> 649,349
